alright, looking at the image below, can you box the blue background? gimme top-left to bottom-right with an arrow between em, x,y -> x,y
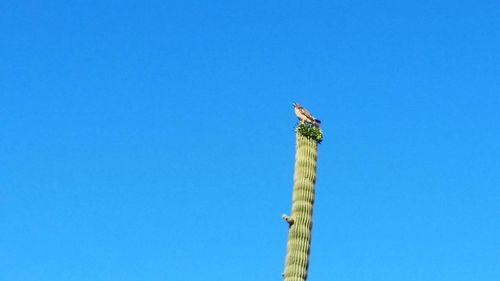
1,1 -> 499,280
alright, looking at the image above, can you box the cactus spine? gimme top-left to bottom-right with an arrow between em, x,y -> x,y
282,123 -> 322,281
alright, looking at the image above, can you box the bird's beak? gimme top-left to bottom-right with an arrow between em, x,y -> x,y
292,102 -> 296,107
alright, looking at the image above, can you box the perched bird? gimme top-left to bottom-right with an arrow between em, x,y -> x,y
293,102 -> 321,125
282,214 -> 294,226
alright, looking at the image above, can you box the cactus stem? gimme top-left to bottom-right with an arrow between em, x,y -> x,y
282,122 -> 322,281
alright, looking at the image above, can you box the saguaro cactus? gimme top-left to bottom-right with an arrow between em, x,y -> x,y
282,122 -> 323,281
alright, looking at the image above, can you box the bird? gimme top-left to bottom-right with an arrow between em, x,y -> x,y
293,102 -> 321,125
282,214 -> 294,226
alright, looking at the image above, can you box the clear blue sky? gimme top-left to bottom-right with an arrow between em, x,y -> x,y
1,1 -> 499,281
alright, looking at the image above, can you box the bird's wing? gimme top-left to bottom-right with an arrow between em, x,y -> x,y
300,107 -> 315,120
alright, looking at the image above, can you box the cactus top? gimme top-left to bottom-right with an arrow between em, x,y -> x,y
296,123 -> 323,144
